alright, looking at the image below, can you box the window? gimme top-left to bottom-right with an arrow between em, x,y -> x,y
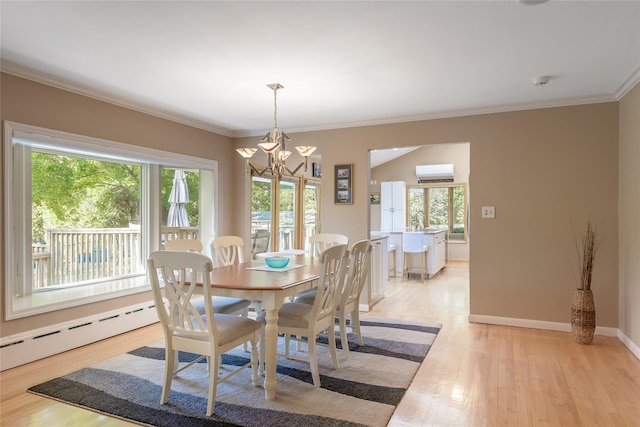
302,180 -> 320,252
251,175 -> 274,255
4,122 -> 218,319
161,167 -> 201,244
278,178 -> 297,251
250,172 -> 316,254
29,150 -> 144,290
407,183 -> 468,242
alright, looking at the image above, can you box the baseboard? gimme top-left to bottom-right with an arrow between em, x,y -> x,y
445,259 -> 469,264
618,330 -> 640,360
0,301 -> 159,371
468,314 -> 640,360
468,314 -> 620,336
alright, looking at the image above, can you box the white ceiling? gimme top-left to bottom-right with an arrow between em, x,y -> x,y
1,0 -> 639,143
369,146 -> 421,168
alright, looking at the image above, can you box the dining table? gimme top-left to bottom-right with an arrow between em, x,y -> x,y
207,254 -> 321,400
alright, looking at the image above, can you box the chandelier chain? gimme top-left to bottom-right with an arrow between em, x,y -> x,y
273,86 -> 278,130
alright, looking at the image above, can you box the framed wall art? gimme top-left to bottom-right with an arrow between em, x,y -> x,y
370,192 -> 380,204
312,162 -> 322,178
334,164 -> 353,204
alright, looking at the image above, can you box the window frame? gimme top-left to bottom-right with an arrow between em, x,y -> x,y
406,182 -> 468,243
4,121 -> 218,320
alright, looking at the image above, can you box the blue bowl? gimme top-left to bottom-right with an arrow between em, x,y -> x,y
265,256 -> 290,269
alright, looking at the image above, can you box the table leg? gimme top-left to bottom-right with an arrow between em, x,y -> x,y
262,296 -> 280,400
262,292 -> 283,400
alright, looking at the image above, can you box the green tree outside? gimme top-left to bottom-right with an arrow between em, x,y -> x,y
31,153 -> 200,243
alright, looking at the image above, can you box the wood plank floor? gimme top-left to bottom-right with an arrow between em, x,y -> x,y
1,262 -> 639,426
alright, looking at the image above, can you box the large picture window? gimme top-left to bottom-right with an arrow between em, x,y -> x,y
29,150 -> 143,290
4,122 -> 217,319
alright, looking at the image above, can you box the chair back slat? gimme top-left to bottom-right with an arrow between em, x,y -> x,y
211,236 -> 245,267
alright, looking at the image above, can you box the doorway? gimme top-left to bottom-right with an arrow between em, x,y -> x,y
368,142 -> 470,273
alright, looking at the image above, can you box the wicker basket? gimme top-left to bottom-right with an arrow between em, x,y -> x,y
571,289 -> 596,344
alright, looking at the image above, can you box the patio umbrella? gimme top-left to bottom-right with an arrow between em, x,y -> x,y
167,169 -> 190,227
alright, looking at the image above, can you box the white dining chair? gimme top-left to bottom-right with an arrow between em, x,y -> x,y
210,235 -> 245,267
251,229 -> 270,259
147,250 -> 261,416
211,235 -> 262,315
294,233 -> 349,304
334,239 -> 371,358
256,244 -> 350,387
296,239 -> 372,359
164,239 -> 251,318
308,233 -> 348,257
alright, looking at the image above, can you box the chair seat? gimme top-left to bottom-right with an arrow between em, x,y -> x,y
215,314 -> 262,345
293,290 -> 316,306
192,296 -> 251,315
256,302 -> 314,329
174,313 -> 260,345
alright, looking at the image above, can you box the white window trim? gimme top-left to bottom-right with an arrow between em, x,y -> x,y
4,121 -> 218,320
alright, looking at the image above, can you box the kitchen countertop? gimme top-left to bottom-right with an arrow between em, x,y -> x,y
370,234 -> 389,242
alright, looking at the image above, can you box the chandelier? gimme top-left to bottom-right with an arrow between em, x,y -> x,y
236,83 -> 316,177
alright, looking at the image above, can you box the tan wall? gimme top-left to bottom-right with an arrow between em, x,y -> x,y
0,73 -> 235,336
236,103 -> 620,327
619,83 -> 640,346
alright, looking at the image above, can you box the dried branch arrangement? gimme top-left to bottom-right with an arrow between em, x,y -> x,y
573,219 -> 603,291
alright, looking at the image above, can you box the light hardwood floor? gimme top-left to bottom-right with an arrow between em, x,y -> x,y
1,262 -> 639,426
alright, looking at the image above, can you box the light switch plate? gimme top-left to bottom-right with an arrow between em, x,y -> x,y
482,206 -> 495,218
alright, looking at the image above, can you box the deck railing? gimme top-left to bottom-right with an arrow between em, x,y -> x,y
31,226 -> 198,289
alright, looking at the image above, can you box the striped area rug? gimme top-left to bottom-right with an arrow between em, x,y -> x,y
29,317 -> 441,427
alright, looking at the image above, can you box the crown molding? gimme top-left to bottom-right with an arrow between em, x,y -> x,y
3,59 -> 631,140
1,60 -> 234,138
615,65 -> 640,100
243,94 -> 617,138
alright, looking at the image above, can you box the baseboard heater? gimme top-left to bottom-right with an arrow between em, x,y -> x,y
0,301 -> 159,371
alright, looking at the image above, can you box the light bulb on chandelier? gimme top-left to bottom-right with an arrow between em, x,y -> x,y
236,83 -> 317,177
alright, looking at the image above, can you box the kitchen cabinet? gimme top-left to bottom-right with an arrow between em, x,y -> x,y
425,230 -> 446,278
381,181 -> 406,232
359,236 -> 388,311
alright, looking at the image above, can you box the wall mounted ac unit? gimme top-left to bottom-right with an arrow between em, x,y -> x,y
416,164 -> 454,183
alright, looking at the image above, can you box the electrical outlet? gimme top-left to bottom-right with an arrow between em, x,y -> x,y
482,206 -> 495,218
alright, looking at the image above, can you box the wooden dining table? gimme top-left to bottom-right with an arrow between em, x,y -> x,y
207,255 -> 322,400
